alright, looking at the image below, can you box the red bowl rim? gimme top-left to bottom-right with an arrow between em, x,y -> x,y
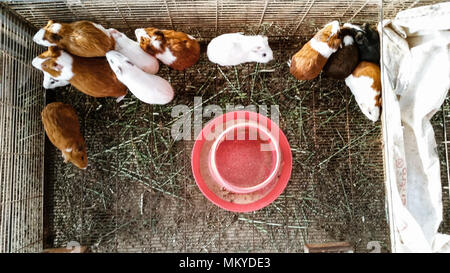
191,110 -> 293,212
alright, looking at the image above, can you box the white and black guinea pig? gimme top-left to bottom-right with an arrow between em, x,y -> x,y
343,23 -> 380,65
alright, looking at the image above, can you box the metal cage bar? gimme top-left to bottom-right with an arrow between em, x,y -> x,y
4,0 -> 381,37
0,4 -> 45,253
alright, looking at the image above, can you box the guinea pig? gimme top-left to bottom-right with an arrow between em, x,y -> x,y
345,61 -> 381,122
135,27 -> 200,71
342,23 -> 380,65
323,28 -> 359,80
106,51 -> 174,105
206,33 -> 274,66
108,28 -> 159,74
32,46 -> 127,101
289,21 -> 341,80
33,20 -> 115,57
43,73 -> 70,89
41,102 -> 87,169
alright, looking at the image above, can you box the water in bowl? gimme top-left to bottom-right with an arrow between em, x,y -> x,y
214,126 -> 277,190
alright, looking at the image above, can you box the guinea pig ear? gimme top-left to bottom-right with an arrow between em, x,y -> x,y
154,30 -> 165,42
376,94 -> 382,107
48,46 -> 58,54
363,23 -> 370,32
46,20 -> 54,27
77,144 -> 84,152
252,45 -> 263,52
355,32 -> 365,44
51,61 -> 63,71
109,28 -> 118,35
144,43 -> 155,55
48,33 -> 62,43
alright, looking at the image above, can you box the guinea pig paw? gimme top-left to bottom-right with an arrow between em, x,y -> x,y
116,94 -> 126,103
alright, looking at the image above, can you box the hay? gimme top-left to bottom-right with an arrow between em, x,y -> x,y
44,39 -> 390,252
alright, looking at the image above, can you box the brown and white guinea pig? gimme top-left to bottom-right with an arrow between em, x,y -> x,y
342,23 -> 380,65
345,61 -> 381,122
32,47 -> 127,101
135,27 -> 200,71
41,102 -> 87,169
323,28 -> 360,80
289,21 -> 341,80
33,20 -> 115,57
108,28 -> 159,74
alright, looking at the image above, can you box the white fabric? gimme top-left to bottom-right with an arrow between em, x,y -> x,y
380,2 -> 450,252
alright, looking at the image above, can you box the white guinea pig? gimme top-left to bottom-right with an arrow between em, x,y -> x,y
207,33 -> 273,66
108,28 -> 159,75
43,73 -> 70,89
105,51 -> 174,105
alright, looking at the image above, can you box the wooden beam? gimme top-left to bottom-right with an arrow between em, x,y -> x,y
304,242 -> 353,253
43,246 -> 89,253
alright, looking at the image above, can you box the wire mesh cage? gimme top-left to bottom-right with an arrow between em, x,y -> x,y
0,0 -> 448,253
0,5 -> 46,253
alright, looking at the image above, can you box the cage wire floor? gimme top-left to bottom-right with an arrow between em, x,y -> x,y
1,0 -> 447,254
42,38 -> 391,253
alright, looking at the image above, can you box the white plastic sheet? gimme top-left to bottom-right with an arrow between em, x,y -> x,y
380,2 -> 450,252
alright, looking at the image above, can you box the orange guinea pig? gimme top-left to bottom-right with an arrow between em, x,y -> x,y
32,47 -> 127,101
33,20 -> 115,57
135,27 -> 200,71
41,102 -> 88,170
289,21 -> 342,81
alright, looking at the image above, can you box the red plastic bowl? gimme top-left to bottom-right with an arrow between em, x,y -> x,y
191,110 -> 292,212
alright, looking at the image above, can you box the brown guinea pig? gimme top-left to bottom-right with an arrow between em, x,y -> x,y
323,28 -> 359,80
289,21 -> 342,80
33,20 -> 115,57
32,46 -> 127,101
135,27 -> 200,71
41,102 -> 88,169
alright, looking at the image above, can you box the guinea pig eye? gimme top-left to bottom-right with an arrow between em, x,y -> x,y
263,53 -> 267,57
125,60 -> 135,66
